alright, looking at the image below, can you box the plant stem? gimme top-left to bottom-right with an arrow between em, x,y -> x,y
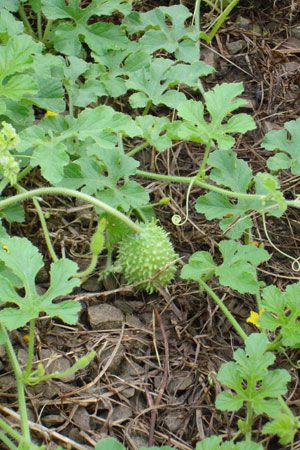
0,416 -> 22,443
16,184 -> 58,262
245,401 -> 253,440
1,325 -> 31,443
0,431 -> 18,450
206,0 -> 239,42
193,0 -> 201,31
18,3 -> 35,38
198,140 -> 212,178
23,319 -> 36,381
33,198 -> 58,262
136,169 -> 264,201
42,19 -> 53,43
0,187 -> 142,234
37,11 -> 43,41
143,100 -> 152,116
127,142 -> 148,157
198,279 -> 248,341
76,253 -> 98,278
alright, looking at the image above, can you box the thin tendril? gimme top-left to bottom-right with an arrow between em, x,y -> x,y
262,211 -> 300,272
172,178 -> 195,227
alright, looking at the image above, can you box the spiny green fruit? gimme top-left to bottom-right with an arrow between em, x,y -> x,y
117,222 -> 178,293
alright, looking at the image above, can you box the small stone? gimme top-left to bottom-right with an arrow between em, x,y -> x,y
82,275 -> 100,292
164,411 -> 184,432
100,344 -> 125,374
235,15 -> 251,30
111,405 -> 132,423
226,40 -> 245,55
125,314 -> 143,328
170,373 -> 194,392
73,407 -> 90,430
88,304 -> 124,329
121,386 -> 135,398
0,375 -> 16,390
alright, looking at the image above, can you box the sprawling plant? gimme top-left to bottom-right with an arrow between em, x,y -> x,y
0,1 -> 299,449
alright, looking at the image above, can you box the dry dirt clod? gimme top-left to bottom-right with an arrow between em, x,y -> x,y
72,406 -> 91,430
88,304 -> 124,329
226,40 -> 245,54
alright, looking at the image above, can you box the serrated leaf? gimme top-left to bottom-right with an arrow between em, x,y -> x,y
42,0 -> 130,56
216,333 -> 290,416
208,150 -> 252,192
173,84 -> 255,149
262,117 -> 300,175
263,412 -> 300,445
216,240 -> 270,294
124,5 -> 199,63
181,251 -> 216,281
0,237 -> 80,330
0,10 -> 24,37
260,282 -> 300,348
135,115 -> 171,152
127,58 -> 187,110
29,76 -> 65,112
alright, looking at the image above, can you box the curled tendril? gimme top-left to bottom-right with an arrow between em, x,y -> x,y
262,211 -> 300,273
171,177 -> 196,227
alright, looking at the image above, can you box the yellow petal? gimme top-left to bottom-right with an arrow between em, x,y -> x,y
246,311 -> 260,328
45,110 -> 58,117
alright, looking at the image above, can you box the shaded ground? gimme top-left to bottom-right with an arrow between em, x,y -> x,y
0,1 -> 300,449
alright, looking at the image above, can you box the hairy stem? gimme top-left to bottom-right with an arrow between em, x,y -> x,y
198,279 -> 248,341
37,11 -> 43,41
0,187 -> 142,234
42,19 -> 53,43
136,169 -> 264,200
198,140 -> 212,178
127,142 -> 148,157
18,3 -> 35,38
76,253 -> 98,279
33,198 -> 58,262
1,325 -> 31,443
23,319 -> 36,381
245,402 -> 253,440
0,431 -> 18,450
0,416 -> 22,443
16,184 -> 58,262
207,0 -> 239,42
143,100 -> 152,116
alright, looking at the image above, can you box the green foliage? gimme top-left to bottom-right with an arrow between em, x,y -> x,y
196,150 -> 287,238
170,83 -> 256,150
215,333 -> 291,416
0,237 -> 81,329
124,5 -> 199,63
41,0 -> 131,56
196,436 -> 263,449
259,282 -> 300,348
181,240 -> 270,294
262,408 -> 300,445
262,117 -> 300,174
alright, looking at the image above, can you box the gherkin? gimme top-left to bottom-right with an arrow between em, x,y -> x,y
117,222 -> 178,293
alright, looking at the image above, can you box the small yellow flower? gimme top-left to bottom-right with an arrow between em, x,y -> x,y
45,110 -> 58,118
2,244 -> 9,253
246,309 -> 265,328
